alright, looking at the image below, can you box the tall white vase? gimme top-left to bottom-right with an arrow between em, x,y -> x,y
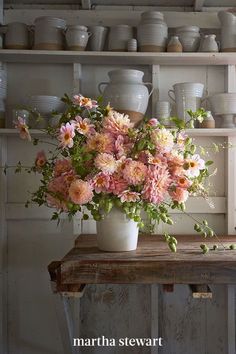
96,207 -> 139,252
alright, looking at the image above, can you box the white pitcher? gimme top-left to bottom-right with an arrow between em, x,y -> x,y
218,11 -> 236,52
98,69 -> 153,126
168,82 -> 205,121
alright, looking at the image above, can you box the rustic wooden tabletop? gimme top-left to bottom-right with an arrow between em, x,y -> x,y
48,234 -> 236,295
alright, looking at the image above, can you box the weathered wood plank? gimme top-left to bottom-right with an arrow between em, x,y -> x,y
48,235 -> 236,290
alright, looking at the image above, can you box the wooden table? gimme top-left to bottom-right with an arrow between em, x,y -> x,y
48,234 -> 236,354
49,234 -> 236,294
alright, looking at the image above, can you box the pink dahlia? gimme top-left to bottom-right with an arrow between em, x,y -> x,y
46,175 -> 70,211
54,159 -> 74,177
142,165 -> 171,204
58,122 -> 75,149
115,134 -> 134,159
123,160 -> 147,185
151,128 -> 174,153
119,190 -> 140,203
108,173 -> 128,195
94,153 -> 117,174
176,131 -> 187,151
14,116 -> 31,141
86,132 -> 115,153
184,154 -> 205,177
35,150 -> 47,171
147,118 -> 159,126
170,187 -> 189,203
73,94 -> 98,109
92,172 -> 110,193
176,176 -> 192,189
103,110 -> 134,136
69,179 -> 93,205
70,115 -> 95,136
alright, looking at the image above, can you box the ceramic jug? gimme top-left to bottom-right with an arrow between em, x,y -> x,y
65,25 -> 91,51
137,11 -> 168,52
218,11 -> 236,52
168,82 -> 205,122
98,69 -> 153,126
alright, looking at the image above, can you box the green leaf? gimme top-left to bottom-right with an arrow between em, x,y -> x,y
205,160 -> 214,166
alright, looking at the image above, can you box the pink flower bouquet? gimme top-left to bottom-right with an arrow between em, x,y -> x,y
14,94 -> 215,252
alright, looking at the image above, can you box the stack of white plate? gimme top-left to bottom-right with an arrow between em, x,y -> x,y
28,95 -> 65,128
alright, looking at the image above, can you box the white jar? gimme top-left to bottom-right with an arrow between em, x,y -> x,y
98,69 -> 153,126
218,11 -> 236,52
65,25 -> 91,51
201,34 -> 219,52
33,16 -> 66,50
137,11 -> 168,52
176,26 -> 200,52
108,25 -> 133,51
4,22 -> 30,49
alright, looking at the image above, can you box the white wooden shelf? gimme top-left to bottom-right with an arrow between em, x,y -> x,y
1,128 -> 236,137
1,50 -> 236,65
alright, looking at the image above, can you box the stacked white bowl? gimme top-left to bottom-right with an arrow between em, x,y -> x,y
28,95 -> 65,128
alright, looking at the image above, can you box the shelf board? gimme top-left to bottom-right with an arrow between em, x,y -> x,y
1,128 -> 236,137
1,50 -> 236,65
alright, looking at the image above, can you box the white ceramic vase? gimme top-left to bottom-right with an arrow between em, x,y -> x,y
108,25 -> 133,51
137,11 -> 168,52
176,26 -> 200,52
98,69 -> 153,126
201,34 -> 219,52
96,207 -> 139,252
218,11 -> 236,52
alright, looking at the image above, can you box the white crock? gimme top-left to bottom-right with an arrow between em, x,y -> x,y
176,26 -> 200,52
96,207 -> 139,252
108,25 -> 133,51
65,25 -> 91,50
201,35 -> 219,52
218,11 -> 236,52
4,22 -> 30,49
98,69 -> 153,125
168,82 -> 204,121
33,16 -> 66,50
137,11 -> 168,52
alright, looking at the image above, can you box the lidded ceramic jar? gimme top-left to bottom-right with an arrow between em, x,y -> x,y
4,22 -> 30,49
108,25 -> 133,51
98,69 -> 153,126
176,26 -> 200,52
137,11 -> 168,52
33,16 -> 66,50
65,25 -> 91,50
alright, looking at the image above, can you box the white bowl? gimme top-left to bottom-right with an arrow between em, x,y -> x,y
208,93 -> 236,115
28,95 -> 65,115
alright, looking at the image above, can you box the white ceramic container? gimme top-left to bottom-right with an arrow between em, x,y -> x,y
88,25 -> 108,51
127,38 -> 137,52
218,11 -> 236,52
208,93 -> 236,115
65,25 -> 91,51
4,22 -> 30,49
137,11 -> 168,52
176,26 -> 200,52
168,82 -> 204,121
108,25 -> 133,51
33,16 -> 66,50
28,95 -> 65,116
201,34 -> 219,52
96,207 -> 139,252
155,100 -> 171,126
98,69 -> 153,125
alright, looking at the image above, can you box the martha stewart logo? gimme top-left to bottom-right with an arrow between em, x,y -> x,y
73,336 -> 163,347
